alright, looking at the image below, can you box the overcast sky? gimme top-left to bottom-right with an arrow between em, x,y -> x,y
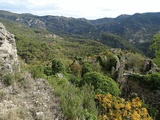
0,0 -> 159,19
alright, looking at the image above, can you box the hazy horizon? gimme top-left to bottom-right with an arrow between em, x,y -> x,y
0,0 -> 160,20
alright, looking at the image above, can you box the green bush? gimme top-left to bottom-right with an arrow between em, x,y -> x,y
68,75 -> 81,86
70,61 -> 82,77
52,59 -> 65,75
81,72 -> 120,96
91,62 -> 102,72
146,73 -> 160,90
82,63 -> 93,77
44,66 -> 52,76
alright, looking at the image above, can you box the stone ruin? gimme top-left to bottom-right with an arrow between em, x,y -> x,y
108,49 -> 160,98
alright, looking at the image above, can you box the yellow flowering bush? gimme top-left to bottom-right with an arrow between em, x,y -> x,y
96,93 -> 152,120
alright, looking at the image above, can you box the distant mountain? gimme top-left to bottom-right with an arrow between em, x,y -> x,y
0,10 -> 96,37
90,13 -> 160,43
1,10 -> 160,56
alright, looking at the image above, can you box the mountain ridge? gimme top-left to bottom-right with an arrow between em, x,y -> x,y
1,10 -> 160,56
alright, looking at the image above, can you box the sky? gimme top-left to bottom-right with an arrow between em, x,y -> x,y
0,0 -> 160,20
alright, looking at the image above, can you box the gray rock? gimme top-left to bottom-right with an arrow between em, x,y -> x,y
0,23 -> 19,73
143,59 -> 160,73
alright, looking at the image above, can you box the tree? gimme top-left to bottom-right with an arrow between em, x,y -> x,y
150,33 -> 160,67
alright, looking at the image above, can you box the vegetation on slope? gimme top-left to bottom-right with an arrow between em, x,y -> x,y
2,10 -> 160,56
0,18 -> 108,65
0,15 -> 160,119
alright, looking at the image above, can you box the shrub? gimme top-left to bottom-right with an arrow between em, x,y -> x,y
82,72 -> 120,96
68,75 -> 81,86
96,93 -> 152,120
52,59 -> 65,75
70,61 -> 82,77
91,62 -> 102,72
129,73 -> 160,90
44,66 -> 52,76
82,63 -> 93,77
146,73 -> 160,90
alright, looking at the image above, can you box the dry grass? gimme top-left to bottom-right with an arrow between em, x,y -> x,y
0,72 -> 63,120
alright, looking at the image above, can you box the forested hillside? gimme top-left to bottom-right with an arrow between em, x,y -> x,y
1,11 -> 160,56
0,18 -> 108,64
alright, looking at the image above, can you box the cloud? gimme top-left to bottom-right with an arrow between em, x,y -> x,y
0,0 -> 160,19
0,3 -> 28,13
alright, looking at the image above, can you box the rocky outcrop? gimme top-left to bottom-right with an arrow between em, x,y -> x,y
117,54 -> 127,95
0,23 -> 19,73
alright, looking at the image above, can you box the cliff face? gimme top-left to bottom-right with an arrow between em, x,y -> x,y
0,23 -> 19,73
